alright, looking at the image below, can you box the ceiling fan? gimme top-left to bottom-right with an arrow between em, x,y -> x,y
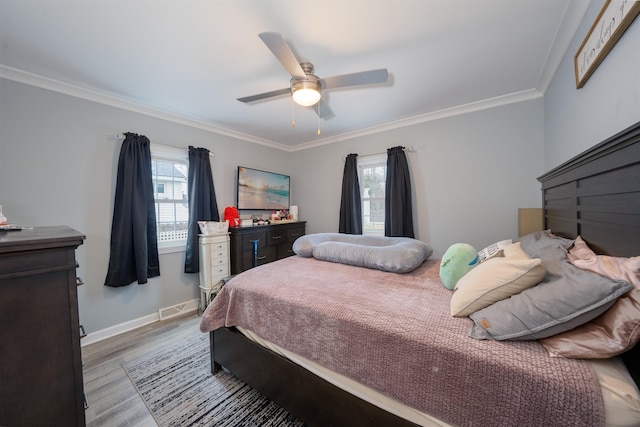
237,32 -> 389,118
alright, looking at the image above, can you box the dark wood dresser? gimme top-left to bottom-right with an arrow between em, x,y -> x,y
0,226 -> 86,427
229,221 -> 305,274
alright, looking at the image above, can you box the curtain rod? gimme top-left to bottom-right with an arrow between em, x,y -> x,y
369,146 -> 416,156
115,133 -> 214,157
341,145 -> 416,161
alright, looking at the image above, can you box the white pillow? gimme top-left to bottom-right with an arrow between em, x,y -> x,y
450,243 -> 545,317
502,241 -> 531,260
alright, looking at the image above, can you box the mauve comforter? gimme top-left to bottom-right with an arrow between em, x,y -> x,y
200,256 -> 605,427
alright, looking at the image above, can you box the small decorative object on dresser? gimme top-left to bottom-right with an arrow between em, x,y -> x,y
228,221 -> 306,274
198,233 -> 230,310
0,226 -> 86,427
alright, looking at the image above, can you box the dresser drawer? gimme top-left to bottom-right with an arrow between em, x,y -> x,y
277,243 -> 296,259
287,226 -> 305,242
209,251 -> 228,265
208,241 -> 228,252
240,231 -> 267,251
266,229 -> 287,245
242,245 -> 277,269
0,248 -> 76,277
209,263 -> 229,281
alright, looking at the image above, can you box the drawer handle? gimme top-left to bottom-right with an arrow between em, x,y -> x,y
272,236 -> 282,240
287,249 -> 294,253
76,277 -> 85,286
250,239 -> 260,243
291,233 -> 300,237
257,256 -> 267,260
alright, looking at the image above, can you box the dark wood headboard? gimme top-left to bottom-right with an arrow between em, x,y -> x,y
538,120 -> 640,385
538,121 -> 640,256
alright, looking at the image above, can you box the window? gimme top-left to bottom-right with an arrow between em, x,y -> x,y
358,154 -> 386,235
151,145 -> 189,249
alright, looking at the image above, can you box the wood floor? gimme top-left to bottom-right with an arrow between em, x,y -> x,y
81,313 -> 203,427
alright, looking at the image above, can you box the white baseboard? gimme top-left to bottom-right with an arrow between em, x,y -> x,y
159,299 -> 199,321
81,298 -> 199,347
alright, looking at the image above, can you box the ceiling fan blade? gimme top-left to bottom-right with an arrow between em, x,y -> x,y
312,98 -> 334,119
237,87 -> 290,103
320,68 -> 389,90
258,32 -> 306,78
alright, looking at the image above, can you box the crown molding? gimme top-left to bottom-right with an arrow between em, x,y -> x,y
0,65 -> 291,151
290,89 -> 543,152
535,0 -> 591,93
3,64 -> 542,153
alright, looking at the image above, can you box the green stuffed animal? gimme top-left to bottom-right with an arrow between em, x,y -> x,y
439,243 -> 479,290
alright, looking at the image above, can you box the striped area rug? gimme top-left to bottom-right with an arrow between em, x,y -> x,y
123,330 -> 305,426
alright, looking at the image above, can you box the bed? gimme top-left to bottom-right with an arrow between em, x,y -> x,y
200,120 -> 640,426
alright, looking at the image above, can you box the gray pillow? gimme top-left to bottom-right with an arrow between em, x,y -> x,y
518,229 -> 574,257
468,242 -> 633,340
292,233 -> 433,273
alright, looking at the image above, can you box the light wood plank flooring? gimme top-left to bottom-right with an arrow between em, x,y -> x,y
82,313 -> 203,427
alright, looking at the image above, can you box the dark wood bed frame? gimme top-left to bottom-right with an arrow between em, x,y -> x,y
209,120 -> 640,426
538,120 -> 640,386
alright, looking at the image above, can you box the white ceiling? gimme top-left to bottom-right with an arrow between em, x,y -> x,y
0,1 -> 591,151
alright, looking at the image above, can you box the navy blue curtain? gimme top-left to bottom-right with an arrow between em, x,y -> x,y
339,153 -> 362,234
105,132 -> 160,287
184,146 -> 220,273
385,146 -> 414,238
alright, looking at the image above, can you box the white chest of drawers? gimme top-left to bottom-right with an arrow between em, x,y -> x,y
198,233 -> 230,310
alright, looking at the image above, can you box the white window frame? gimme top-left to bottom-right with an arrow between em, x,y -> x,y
151,144 -> 189,254
357,153 -> 386,236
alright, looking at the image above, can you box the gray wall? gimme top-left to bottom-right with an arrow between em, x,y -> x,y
0,79 -> 292,333
291,99 -> 545,257
544,0 -> 640,170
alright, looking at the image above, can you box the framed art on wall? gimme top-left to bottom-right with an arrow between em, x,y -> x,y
574,0 -> 640,88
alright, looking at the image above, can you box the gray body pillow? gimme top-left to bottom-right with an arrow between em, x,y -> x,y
292,233 -> 432,273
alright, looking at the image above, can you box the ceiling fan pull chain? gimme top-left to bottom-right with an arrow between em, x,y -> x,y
291,97 -> 296,128
317,103 -> 321,136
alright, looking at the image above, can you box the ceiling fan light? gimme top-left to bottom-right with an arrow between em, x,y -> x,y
291,78 -> 322,106
293,88 -> 321,106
